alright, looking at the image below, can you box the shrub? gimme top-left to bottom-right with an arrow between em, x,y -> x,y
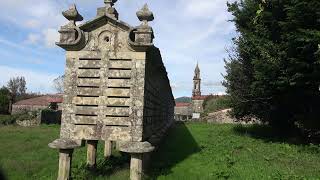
16,111 -> 38,122
202,96 -> 232,117
0,114 -> 20,125
0,87 -> 10,114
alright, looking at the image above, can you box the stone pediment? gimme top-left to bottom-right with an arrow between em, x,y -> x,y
79,15 -> 132,32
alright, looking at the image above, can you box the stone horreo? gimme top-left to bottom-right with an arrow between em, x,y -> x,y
48,1 -> 175,180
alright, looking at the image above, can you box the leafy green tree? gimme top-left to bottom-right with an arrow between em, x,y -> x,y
224,0 -> 320,132
0,87 -> 10,114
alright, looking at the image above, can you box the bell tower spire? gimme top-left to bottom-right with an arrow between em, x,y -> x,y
193,62 -> 201,97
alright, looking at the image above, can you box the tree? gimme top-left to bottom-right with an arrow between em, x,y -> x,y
0,87 -> 10,114
7,76 -> 27,102
53,75 -> 65,94
224,0 -> 320,132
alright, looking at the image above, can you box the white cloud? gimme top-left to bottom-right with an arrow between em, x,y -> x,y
0,0 -> 65,29
25,33 -> 41,44
24,19 -> 41,28
0,0 -> 65,48
0,65 -> 58,93
42,28 -> 60,48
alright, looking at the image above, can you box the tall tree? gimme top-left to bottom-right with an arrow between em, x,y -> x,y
0,87 -> 10,114
7,76 -> 27,102
53,75 -> 64,94
224,0 -> 320,132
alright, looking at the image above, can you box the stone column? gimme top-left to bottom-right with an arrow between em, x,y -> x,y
104,141 -> 113,158
118,141 -> 154,180
48,139 -> 81,180
87,140 -> 98,168
130,153 -> 143,180
58,149 -> 73,180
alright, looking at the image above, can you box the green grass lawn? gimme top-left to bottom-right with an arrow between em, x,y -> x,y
0,123 -> 320,180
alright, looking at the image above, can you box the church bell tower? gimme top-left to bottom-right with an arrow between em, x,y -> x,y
192,63 -> 201,97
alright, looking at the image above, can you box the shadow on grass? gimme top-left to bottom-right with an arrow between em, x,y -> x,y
72,153 -> 130,179
233,124 -> 308,145
0,167 -> 7,180
146,122 -> 200,178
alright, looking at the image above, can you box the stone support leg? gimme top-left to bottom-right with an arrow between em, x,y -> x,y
87,140 -> 98,168
104,141 -> 113,158
130,153 -> 143,180
58,149 -> 73,180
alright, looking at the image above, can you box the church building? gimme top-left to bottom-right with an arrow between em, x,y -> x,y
191,63 -> 207,119
174,63 -> 208,120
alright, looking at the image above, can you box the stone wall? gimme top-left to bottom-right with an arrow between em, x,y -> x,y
143,47 -> 175,141
16,118 -> 41,127
12,105 -> 47,115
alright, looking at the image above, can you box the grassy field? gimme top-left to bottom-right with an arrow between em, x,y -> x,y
0,123 -> 320,180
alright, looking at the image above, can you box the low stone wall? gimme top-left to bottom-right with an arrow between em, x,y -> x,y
16,110 -> 61,127
16,118 -> 41,127
204,109 -> 260,124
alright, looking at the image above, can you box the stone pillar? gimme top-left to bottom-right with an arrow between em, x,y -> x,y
58,149 -> 73,180
48,139 -> 81,180
130,154 -> 143,180
87,140 -> 98,168
118,141 -> 154,180
104,141 -> 112,158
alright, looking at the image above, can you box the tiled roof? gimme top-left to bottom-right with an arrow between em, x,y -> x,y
175,102 -> 191,107
13,95 -> 63,106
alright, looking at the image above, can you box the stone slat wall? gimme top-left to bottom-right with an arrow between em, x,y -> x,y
143,48 -> 175,141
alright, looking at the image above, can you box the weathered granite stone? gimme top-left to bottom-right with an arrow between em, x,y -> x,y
87,140 -> 98,167
48,138 -> 81,149
50,1 -> 174,180
118,141 -> 154,153
104,141 -> 113,158
130,154 -> 143,180
58,149 -> 73,180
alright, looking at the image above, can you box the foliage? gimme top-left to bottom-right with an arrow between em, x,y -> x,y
41,108 -> 57,113
175,97 -> 192,103
7,76 -> 27,103
202,95 -> 232,117
15,111 -> 38,122
0,114 -> 20,125
0,87 -> 10,114
224,0 -> 320,132
53,75 -> 65,94
0,111 -> 39,126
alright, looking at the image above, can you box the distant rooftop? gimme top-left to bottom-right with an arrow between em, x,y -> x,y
192,95 -> 209,100
13,95 -> 63,106
175,102 -> 191,107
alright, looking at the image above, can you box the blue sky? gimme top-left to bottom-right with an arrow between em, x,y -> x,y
0,0 -> 236,98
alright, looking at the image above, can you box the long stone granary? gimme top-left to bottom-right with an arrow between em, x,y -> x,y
49,1 -> 175,180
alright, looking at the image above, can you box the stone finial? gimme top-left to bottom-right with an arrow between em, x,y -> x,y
57,4 -> 85,50
62,4 -> 83,27
128,4 -> 155,50
136,4 -> 154,27
104,0 -> 118,7
97,0 -> 119,19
